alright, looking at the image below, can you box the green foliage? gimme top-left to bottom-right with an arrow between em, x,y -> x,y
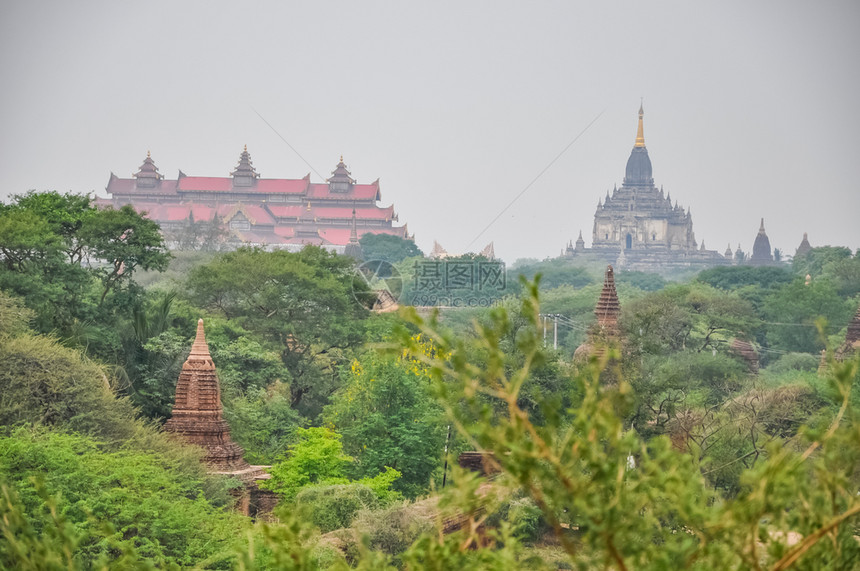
762,278 -> 854,353
511,259 -> 594,290
0,333 -> 141,442
186,246 -> 369,416
623,283 -> 760,355
696,265 -> 794,292
0,291 -> 34,338
391,280 -> 860,569
0,428 -> 245,567
792,245 -> 853,278
294,483 -> 379,533
614,270 -> 667,292
223,381 -> 301,465
358,234 -> 423,264
263,427 -> 353,499
324,348 -> 445,498
766,352 -> 821,374
351,502 -> 434,558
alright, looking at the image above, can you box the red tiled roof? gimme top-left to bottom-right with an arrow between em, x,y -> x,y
177,177 -> 234,192
306,181 -> 380,200
267,205 -> 306,218
106,174 -> 178,195
273,226 -> 296,238
315,205 -> 395,220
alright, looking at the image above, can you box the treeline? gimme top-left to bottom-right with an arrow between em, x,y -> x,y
1,191 -> 859,569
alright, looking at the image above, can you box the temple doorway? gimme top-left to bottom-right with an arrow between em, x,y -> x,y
625,234 -> 632,249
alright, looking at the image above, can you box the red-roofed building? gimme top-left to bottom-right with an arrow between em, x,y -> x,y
100,149 -> 411,250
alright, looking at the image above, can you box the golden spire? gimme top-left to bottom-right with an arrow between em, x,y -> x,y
244,144 -> 247,152
634,103 -> 645,148
340,155 -> 344,163
147,150 -> 151,158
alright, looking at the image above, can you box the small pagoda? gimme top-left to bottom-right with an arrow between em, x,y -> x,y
836,305 -> 860,361
165,319 -> 250,472
574,265 -> 622,362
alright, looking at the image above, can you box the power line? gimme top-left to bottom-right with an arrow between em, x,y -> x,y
251,107 -> 326,181
465,109 -> 606,250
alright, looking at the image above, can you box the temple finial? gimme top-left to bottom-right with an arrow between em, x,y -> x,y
759,218 -> 766,233
634,103 -> 645,148
147,150 -> 151,158
244,144 -> 247,152
188,318 -> 212,359
340,155 -> 344,163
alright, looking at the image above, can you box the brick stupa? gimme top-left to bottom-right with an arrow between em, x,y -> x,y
165,319 -> 250,472
574,265 -> 622,362
836,305 -> 860,361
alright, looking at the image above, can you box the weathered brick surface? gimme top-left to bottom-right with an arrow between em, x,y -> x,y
164,319 -> 250,472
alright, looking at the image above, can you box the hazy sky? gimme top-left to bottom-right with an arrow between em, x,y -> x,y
2,1 -> 858,262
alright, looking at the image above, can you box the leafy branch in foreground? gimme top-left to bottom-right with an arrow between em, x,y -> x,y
391,277 -> 860,570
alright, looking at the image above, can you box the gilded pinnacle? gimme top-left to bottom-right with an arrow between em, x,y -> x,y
634,104 -> 646,148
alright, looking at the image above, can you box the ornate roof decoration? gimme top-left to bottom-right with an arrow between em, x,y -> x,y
231,145 -> 259,187
134,150 -> 164,188
164,319 -> 250,472
327,156 -> 355,193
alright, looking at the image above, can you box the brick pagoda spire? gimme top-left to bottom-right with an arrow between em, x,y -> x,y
836,305 -> 860,361
594,264 -> 621,335
165,319 -> 250,471
575,265 -> 622,362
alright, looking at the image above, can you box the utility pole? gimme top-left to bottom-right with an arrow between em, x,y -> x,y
553,315 -> 558,350
543,315 -> 548,345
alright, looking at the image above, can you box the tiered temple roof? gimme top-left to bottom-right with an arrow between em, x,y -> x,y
564,106 -> 728,271
750,218 -> 774,264
164,319 -> 250,472
101,149 -> 410,249
796,232 -> 813,257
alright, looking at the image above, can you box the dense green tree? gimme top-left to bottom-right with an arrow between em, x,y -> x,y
792,245 -> 853,278
359,234 -> 423,264
762,278 -> 854,353
186,246 -> 370,416
263,427 -> 353,499
0,192 -> 170,354
324,346 -> 446,498
622,283 -> 760,355
0,429 -> 244,567
511,259 -> 594,290
696,265 -> 793,292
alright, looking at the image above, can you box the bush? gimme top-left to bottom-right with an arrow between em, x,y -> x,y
294,483 -> 378,533
766,352 -> 820,373
0,428 -> 245,566
352,502 -> 433,557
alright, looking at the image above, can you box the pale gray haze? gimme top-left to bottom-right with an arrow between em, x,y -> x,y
2,1 -> 858,262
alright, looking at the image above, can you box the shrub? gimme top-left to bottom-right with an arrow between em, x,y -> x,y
294,483 -> 378,533
766,352 -> 820,373
353,502 -> 433,557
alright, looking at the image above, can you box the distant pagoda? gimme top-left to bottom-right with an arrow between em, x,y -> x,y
564,105 -> 728,271
575,265 -> 622,362
165,319 -> 250,472
749,218 -> 774,265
